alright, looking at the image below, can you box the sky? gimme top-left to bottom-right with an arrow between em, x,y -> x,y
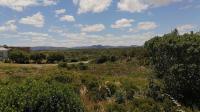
0,0 -> 200,47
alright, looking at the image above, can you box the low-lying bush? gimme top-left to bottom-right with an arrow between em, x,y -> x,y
0,79 -> 85,112
58,62 -> 88,70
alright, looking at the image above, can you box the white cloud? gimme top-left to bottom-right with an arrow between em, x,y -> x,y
0,20 -> 17,32
73,0 -> 112,14
118,0 -> 181,13
118,0 -> 149,13
0,0 -> 58,12
137,21 -> 158,30
81,24 -> 105,32
146,0 -> 182,7
43,0 -> 58,6
0,27 -> 156,47
177,24 -> 195,34
129,21 -> 158,32
59,15 -> 75,22
111,18 -> 134,29
55,9 -> 66,15
18,32 -> 50,42
19,12 -> 45,27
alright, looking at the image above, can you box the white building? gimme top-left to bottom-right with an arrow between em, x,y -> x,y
0,47 -> 9,60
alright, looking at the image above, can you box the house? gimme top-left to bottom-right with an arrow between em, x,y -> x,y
0,47 -> 9,60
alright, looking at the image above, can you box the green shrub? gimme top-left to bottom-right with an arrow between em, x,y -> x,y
145,30 -> 200,105
131,98 -> 162,112
0,79 -> 84,112
122,80 -> 139,100
147,79 -> 164,101
115,90 -> 126,104
53,74 -> 73,84
70,58 -> 79,62
106,103 -> 126,112
58,62 -> 68,68
110,56 -> 117,62
4,59 -> 11,63
77,63 -> 88,70
47,53 -> 65,63
106,82 -> 117,97
9,49 -> 29,64
30,52 -> 46,64
95,55 -> 108,64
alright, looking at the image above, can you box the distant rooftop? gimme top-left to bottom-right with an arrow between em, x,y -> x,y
0,47 -> 9,51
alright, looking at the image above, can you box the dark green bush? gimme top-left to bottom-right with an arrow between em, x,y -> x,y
53,74 -> 73,84
4,59 -> 11,63
30,52 -> 46,64
106,103 -> 126,112
106,82 -> 117,97
145,30 -> 200,105
147,80 -> 164,101
122,80 -> 139,100
47,53 -> 65,63
131,98 -> 162,112
77,63 -> 88,70
0,79 -> 84,112
95,55 -> 108,64
9,49 -> 29,64
110,56 -> 117,62
58,62 -> 68,68
70,58 -> 79,62
115,90 -> 126,104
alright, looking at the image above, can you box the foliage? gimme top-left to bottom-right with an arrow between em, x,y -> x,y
58,62 -> 68,68
47,52 -> 65,63
77,63 -> 88,70
145,30 -> 200,105
58,62 -> 88,70
147,79 -> 164,101
0,79 -> 84,112
9,49 -> 29,64
30,52 -> 46,64
95,55 -> 108,64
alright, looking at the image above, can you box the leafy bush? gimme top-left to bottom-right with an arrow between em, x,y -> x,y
77,63 -> 88,70
131,98 -> 162,112
95,55 -> 108,64
106,103 -> 126,112
53,74 -> 73,84
0,79 -> 84,112
70,58 -> 79,62
47,53 -> 65,63
30,52 -> 46,64
58,62 -> 88,70
110,56 -> 117,62
115,90 -> 126,104
145,30 -> 200,105
58,62 -> 68,68
106,82 -> 117,97
147,79 -> 164,101
9,49 -> 29,64
122,80 -> 139,100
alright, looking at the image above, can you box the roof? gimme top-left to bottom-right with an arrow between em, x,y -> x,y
0,47 -> 9,51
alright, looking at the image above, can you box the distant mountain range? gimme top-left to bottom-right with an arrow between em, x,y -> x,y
31,45 -> 139,51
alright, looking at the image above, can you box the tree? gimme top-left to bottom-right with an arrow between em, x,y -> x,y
30,52 -> 46,64
9,49 -> 29,64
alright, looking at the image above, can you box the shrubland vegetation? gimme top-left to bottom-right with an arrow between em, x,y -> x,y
145,29 -> 200,108
0,30 -> 199,111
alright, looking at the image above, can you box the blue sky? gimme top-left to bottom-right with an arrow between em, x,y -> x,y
0,0 -> 200,47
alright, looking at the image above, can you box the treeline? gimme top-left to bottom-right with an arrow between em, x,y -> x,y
6,47 -> 148,65
145,29 -> 200,108
7,49 -> 65,64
